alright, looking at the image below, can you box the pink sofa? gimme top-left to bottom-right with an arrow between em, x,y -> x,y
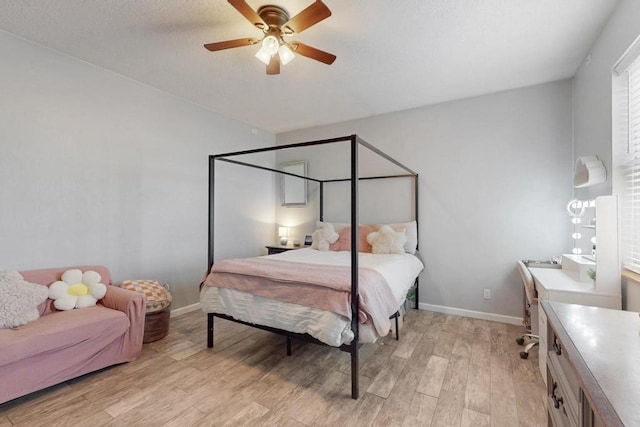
0,265 -> 145,404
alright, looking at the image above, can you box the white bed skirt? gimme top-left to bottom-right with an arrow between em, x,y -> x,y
200,248 -> 424,347
200,286 -> 379,346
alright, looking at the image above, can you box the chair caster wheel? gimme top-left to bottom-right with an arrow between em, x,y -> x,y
519,351 -> 529,359
516,337 -> 525,345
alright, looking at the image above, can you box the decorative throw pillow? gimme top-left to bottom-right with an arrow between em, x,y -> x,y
48,269 -> 107,311
382,221 -> 417,254
0,270 -> 49,329
366,225 -> 407,254
329,225 -> 377,252
310,222 -> 339,251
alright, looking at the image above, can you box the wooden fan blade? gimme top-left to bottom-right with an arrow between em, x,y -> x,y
228,0 -> 267,29
283,1 -> 331,34
267,54 -> 280,75
290,42 -> 336,65
204,38 -> 259,51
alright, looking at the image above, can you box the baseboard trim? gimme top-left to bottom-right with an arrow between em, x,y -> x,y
418,302 -> 522,326
170,301 -> 521,324
171,302 -> 200,318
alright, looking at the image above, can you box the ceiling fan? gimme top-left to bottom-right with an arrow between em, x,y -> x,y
204,0 -> 336,75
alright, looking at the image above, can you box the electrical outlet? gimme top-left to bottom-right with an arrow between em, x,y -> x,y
483,288 -> 491,300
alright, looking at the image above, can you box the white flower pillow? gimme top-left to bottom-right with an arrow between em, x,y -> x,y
366,225 -> 407,254
0,270 -> 49,329
48,269 -> 107,311
310,221 -> 339,251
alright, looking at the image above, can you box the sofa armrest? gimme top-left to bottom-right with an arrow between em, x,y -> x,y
102,285 -> 144,314
101,285 -> 146,356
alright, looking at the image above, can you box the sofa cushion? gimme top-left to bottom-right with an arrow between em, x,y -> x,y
0,305 -> 129,368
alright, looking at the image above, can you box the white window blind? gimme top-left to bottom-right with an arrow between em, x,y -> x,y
619,55 -> 640,273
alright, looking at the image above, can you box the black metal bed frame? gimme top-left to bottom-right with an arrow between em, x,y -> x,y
206,134 -> 419,399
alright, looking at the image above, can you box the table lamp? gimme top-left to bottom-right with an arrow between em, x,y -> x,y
278,226 -> 289,245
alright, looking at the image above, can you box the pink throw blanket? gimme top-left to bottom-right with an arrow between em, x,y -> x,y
202,257 -> 398,336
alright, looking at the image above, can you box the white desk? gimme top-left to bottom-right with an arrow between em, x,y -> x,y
529,267 -> 621,382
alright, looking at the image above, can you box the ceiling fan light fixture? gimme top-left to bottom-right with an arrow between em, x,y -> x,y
262,35 -> 279,55
278,44 -> 295,65
255,46 -> 272,65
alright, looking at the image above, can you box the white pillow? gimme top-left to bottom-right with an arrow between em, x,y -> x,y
366,225 -> 407,254
48,269 -> 107,311
0,270 -> 49,329
380,220 -> 417,254
310,222 -> 339,251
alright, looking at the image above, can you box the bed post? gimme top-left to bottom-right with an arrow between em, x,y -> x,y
350,135 -> 359,399
208,156 -> 216,272
319,181 -> 324,221
208,156 -> 216,347
207,313 -> 214,348
415,173 -> 419,310
414,173 -> 419,252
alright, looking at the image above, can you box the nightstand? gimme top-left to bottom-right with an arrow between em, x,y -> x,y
265,245 -> 301,255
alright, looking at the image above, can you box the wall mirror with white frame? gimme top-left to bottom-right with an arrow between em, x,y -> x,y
280,160 -> 307,206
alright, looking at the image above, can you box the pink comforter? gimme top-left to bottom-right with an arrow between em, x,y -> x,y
202,257 -> 398,336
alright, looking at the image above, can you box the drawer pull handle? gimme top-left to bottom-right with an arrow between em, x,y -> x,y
553,395 -> 564,409
551,383 -> 564,410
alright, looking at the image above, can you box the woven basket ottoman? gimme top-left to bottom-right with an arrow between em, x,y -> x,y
121,280 -> 172,343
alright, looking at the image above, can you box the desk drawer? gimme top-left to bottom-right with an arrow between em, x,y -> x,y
549,332 -> 580,403
547,354 -> 579,427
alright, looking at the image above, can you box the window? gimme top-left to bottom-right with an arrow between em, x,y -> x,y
613,37 -> 640,273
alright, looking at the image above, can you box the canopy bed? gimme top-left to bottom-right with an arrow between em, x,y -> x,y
201,134 -> 421,399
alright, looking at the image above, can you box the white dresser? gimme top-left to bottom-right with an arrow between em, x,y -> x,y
542,301 -> 637,426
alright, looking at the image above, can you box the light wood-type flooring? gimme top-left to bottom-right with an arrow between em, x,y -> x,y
0,309 -> 547,426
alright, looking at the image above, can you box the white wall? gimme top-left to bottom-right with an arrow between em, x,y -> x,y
277,81 -> 573,319
273,138 -> 418,244
572,0 -> 640,309
573,0 -> 640,201
0,31 -> 276,310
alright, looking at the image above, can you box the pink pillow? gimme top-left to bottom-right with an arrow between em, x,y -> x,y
329,225 -> 377,252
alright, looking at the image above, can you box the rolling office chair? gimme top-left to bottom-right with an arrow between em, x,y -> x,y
515,260 -> 539,359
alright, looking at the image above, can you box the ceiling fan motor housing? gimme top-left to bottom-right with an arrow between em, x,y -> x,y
257,5 -> 290,30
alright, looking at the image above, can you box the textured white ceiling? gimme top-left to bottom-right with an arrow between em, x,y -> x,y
0,0 -> 621,133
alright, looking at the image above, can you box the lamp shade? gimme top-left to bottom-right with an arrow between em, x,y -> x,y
255,46 -> 272,65
279,44 -> 295,65
278,226 -> 289,237
262,35 -> 279,55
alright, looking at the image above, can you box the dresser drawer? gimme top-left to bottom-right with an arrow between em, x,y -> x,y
547,354 -> 579,427
549,333 -> 581,402
541,301 -> 630,427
